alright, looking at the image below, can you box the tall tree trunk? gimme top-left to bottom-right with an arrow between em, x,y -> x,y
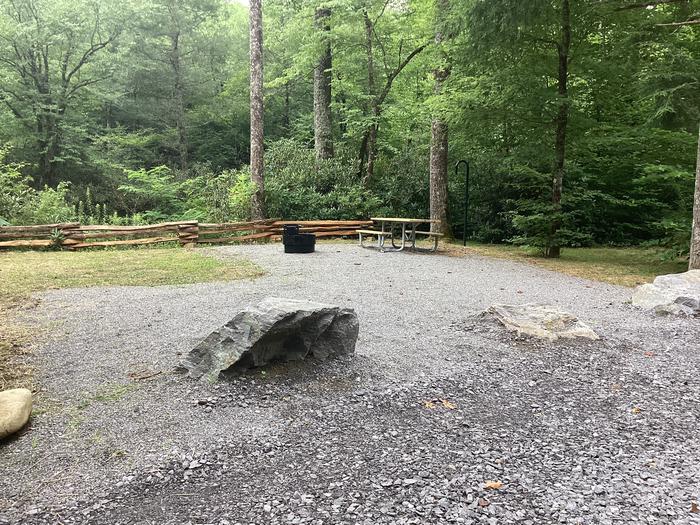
362,9 -> 377,182
283,82 -> 290,131
548,0 -> 571,259
430,119 -> 449,234
37,109 -> 61,188
366,106 -> 379,183
336,73 -> 348,135
357,9 -> 425,183
249,0 -> 266,220
314,7 -> 334,161
170,31 -> 188,172
36,56 -> 59,188
689,123 -> 700,269
430,0 -> 451,236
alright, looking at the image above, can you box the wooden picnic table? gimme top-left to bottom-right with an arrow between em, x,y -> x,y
357,217 -> 443,252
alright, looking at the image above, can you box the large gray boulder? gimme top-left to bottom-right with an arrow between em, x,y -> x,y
485,303 -> 599,341
0,388 -> 32,439
632,270 -> 700,316
181,298 -> 359,381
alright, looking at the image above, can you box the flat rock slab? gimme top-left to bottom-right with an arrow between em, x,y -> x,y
632,270 -> 700,316
0,388 -> 32,439
180,297 -> 359,381
485,303 -> 600,341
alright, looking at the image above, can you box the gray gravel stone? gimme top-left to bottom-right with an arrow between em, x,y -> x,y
0,244 -> 698,525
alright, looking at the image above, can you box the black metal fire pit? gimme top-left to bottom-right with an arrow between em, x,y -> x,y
282,224 -> 315,253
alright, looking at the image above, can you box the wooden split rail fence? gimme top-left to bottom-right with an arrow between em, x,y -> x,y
0,220 -> 373,250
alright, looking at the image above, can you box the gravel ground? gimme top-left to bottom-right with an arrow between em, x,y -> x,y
1,243 -> 699,525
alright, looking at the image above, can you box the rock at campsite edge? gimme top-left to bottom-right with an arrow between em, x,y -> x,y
484,303 -> 599,341
180,297 -> 359,381
0,388 -> 33,439
632,270 -> 700,316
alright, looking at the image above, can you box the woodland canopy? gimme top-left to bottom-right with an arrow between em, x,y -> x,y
0,0 -> 698,257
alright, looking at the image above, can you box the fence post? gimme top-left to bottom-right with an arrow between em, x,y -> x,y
177,221 -> 199,246
60,222 -> 83,249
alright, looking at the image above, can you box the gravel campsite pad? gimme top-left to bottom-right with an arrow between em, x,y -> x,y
1,244 -> 699,525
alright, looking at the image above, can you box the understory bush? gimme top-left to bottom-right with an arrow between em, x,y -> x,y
0,147 -> 75,224
263,139 -> 381,220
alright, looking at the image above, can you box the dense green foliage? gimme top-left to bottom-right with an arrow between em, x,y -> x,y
0,0 -> 697,254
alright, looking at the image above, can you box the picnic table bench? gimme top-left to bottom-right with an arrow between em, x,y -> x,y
357,217 -> 443,252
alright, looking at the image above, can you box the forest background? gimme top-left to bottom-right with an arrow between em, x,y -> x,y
0,0 -> 698,258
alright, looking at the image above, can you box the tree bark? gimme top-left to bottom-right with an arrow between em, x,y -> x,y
170,31 -> 188,172
547,0 -> 571,259
314,7 -> 334,161
430,0 -> 451,236
37,115 -> 59,188
33,46 -> 59,187
249,0 -> 266,220
283,82 -> 290,131
362,9 -> 377,182
359,9 -> 426,183
689,123 -> 700,269
430,119 -> 450,235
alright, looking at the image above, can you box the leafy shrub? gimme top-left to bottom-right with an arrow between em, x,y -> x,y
644,218 -> 691,260
29,183 -> 75,224
0,147 -> 32,223
0,146 -> 76,225
118,166 -> 181,216
264,139 -> 381,220
227,168 -> 255,220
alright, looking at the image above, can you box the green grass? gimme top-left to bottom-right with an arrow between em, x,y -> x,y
77,382 -> 137,411
0,247 -> 263,390
318,236 -> 687,286
445,242 -> 688,287
0,248 -> 262,297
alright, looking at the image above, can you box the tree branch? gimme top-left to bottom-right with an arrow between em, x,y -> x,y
66,76 -> 111,98
64,36 -> 116,86
616,0 -> 687,10
656,18 -> 700,25
376,43 -> 428,107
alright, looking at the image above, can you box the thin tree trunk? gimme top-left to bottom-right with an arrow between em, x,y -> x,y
170,31 -> 188,172
358,9 -> 425,183
362,9 -> 377,182
37,111 -> 60,188
249,0 -> 266,220
36,58 -> 59,187
430,0 -> 451,236
358,132 -> 369,177
314,7 -> 334,161
548,0 -> 571,259
366,110 -> 378,182
283,82 -> 290,131
689,123 -> 700,269
430,120 -> 450,234
336,72 -> 347,135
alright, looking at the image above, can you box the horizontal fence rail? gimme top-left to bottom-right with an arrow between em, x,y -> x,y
0,220 -> 373,250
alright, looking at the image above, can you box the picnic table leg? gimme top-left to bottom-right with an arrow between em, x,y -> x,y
399,223 -> 406,250
391,222 -> 407,251
379,221 -> 387,251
